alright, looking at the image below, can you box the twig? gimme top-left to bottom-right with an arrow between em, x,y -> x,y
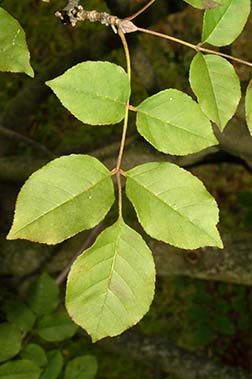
55,1 -> 137,33
56,222 -> 104,285
126,0 -> 157,21
0,124 -> 55,158
55,2 -> 252,68
136,27 -> 252,68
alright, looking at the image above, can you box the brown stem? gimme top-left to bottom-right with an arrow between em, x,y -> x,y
137,27 -> 252,68
126,0 -> 157,21
114,29 -> 131,217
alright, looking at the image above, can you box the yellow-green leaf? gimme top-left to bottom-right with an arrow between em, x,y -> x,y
189,53 -> 241,131
0,7 -> 34,77
7,155 -> 114,244
202,0 -> 251,46
46,61 -> 130,125
126,162 -> 223,250
136,89 -> 218,155
66,218 -> 155,342
245,79 -> 252,135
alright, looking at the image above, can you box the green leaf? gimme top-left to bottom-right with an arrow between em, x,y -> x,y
136,89 -> 218,156
21,344 -> 47,368
64,355 -> 98,379
194,323 -> 215,346
41,350 -> 63,379
38,311 -> 78,342
7,154 -> 115,244
202,0 -> 251,46
0,8 -> 34,77
66,218 -> 155,342
46,61 -> 130,125
27,273 -> 59,316
189,53 -> 241,131
0,360 -> 41,379
0,323 -> 22,363
246,79 -> 252,135
126,162 -> 223,249
183,0 -> 221,9
213,314 -> 235,335
5,301 -> 35,332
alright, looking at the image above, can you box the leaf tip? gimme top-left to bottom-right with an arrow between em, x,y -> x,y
26,66 -> 35,78
6,229 -> 15,241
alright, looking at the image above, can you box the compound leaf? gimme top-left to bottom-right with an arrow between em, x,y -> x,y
0,7 -> 34,76
66,218 -> 155,342
202,0 -> 251,46
126,162 -> 223,249
0,360 -> 41,379
136,89 -> 218,156
246,79 -> 252,135
64,356 -> 97,379
38,311 -> 78,342
46,61 -> 130,125
27,273 -> 59,316
7,154 -> 115,244
0,323 -> 22,363
189,53 -> 241,131
183,0 -> 221,9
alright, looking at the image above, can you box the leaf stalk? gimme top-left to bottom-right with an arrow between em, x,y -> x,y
136,27 -> 252,68
115,29 -> 131,217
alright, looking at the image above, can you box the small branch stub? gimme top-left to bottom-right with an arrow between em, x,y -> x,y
55,0 -> 137,34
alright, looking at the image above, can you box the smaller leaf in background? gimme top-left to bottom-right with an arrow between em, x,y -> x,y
66,218 -> 155,342
212,314 -> 235,335
5,301 -> 35,332
0,359 -> 41,379
27,273 -> 59,316
193,322 -> 215,347
202,0 -> 251,46
136,89 -> 218,156
0,323 -> 22,363
245,79 -> 252,135
126,162 -> 223,249
183,0 -> 221,9
64,355 -> 98,379
21,344 -> 47,368
41,350 -> 63,379
46,61 -> 130,125
189,53 -> 241,131
7,154 -> 115,244
38,310 -> 78,342
0,7 -> 34,77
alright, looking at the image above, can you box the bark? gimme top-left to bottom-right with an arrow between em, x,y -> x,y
152,233 -> 252,286
0,142 -> 218,182
98,331 -> 252,379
